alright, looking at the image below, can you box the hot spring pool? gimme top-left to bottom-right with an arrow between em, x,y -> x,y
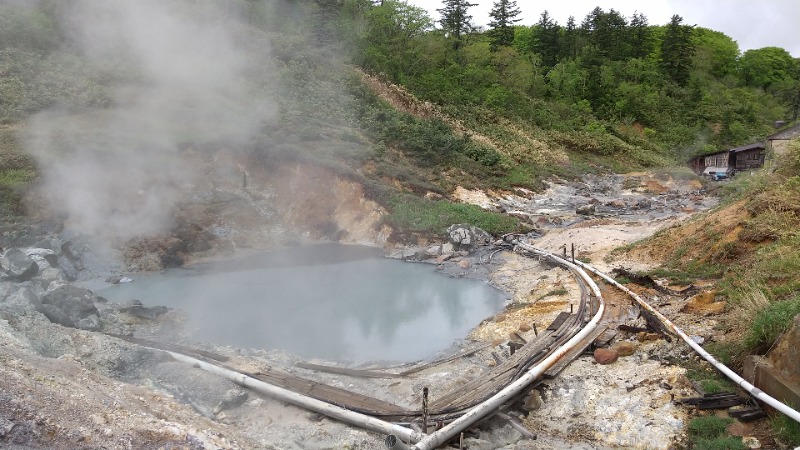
96,245 -> 506,362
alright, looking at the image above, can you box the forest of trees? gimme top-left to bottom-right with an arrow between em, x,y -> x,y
1,0 -> 798,172
351,0 -> 799,157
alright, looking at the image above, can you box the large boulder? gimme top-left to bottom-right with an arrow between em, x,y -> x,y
1,248 -> 39,281
40,284 -> 100,330
447,224 -> 492,251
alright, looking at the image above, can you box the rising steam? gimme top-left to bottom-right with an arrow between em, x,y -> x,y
24,0 -> 275,241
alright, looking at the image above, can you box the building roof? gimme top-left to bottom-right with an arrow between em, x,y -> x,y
730,142 -> 765,153
768,122 -> 800,141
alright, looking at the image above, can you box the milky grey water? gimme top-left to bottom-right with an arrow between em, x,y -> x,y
96,245 -> 506,362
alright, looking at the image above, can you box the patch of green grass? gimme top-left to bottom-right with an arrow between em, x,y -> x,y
539,288 -> 568,299
688,416 -> 746,450
745,295 -> 800,353
693,435 -> 747,450
0,167 -> 36,185
648,260 -> 725,285
771,409 -> 800,446
697,378 -> 733,395
688,416 -> 733,440
387,193 -> 520,236
0,167 -> 37,214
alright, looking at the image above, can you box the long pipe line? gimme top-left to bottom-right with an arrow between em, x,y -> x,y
570,256 -> 800,425
408,245 -> 604,450
163,351 -> 426,444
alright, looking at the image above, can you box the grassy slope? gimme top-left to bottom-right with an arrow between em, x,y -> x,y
628,142 -> 800,360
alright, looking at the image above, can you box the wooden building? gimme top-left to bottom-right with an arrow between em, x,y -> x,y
729,142 -> 766,171
767,122 -> 800,157
688,142 -> 765,175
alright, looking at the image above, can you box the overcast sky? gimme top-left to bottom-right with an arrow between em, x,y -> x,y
406,0 -> 799,56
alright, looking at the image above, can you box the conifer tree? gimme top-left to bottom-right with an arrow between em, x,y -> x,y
660,14 -> 695,85
532,10 -> 560,67
487,0 -> 521,51
437,0 -> 476,51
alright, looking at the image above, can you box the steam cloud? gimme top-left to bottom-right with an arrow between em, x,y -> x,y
25,0 -> 275,241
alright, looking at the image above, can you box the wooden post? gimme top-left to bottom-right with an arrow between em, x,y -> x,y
422,387 -> 429,433
571,243 -> 575,263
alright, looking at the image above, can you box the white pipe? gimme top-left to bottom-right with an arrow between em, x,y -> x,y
165,351 -> 426,443
572,258 -> 800,425
411,245 -> 604,450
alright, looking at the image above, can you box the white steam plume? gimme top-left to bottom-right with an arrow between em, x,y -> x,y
25,0 -> 275,241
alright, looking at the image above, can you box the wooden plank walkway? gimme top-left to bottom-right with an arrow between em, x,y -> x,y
243,366 -> 414,418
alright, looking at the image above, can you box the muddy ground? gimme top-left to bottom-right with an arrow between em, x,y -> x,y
3,171 -> 777,450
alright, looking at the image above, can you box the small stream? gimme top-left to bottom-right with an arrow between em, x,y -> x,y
96,244 -> 506,362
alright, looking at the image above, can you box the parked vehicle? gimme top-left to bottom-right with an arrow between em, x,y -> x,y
712,172 -> 728,181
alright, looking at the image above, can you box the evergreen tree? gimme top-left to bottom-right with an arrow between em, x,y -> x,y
628,11 -> 652,59
437,0 -> 477,51
531,11 -> 560,68
487,0 -> 521,51
660,14 -> 695,85
561,15 -> 578,59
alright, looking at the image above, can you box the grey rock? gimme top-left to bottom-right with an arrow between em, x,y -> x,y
1,248 -> 39,281
24,248 -> 58,266
37,268 -> 65,289
214,388 -> 249,414
1,286 -> 43,315
40,285 -> 100,328
120,302 -> 169,320
576,204 -> 596,215
447,224 -> 492,250
58,258 -> 79,281
76,314 -> 101,331
426,245 -> 441,257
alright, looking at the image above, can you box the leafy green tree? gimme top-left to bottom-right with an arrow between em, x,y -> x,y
487,0 -> 521,51
739,47 -> 797,90
437,0 -> 477,52
692,28 -> 739,79
359,0 -> 433,78
660,14 -> 695,85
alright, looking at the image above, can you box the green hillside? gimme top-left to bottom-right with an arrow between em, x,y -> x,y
1,0 -> 798,233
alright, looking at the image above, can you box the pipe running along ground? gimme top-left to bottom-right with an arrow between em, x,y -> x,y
408,244 -> 605,450
570,256 -> 800,425
164,351 -> 426,444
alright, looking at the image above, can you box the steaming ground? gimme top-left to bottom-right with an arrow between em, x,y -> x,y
1,171 -> 719,449
24,0 -> 276,243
